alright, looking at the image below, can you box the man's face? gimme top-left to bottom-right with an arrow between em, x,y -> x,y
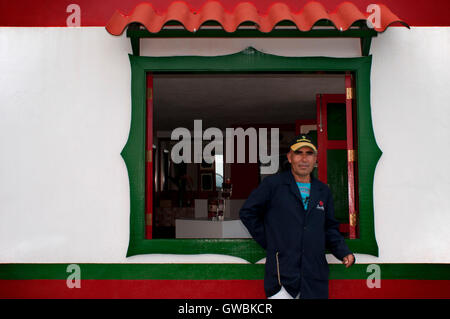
287,146 -> 317,178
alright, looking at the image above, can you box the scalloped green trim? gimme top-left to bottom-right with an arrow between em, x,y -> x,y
123,48 -> 379,263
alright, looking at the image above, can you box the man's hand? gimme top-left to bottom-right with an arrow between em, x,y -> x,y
342,254 -> 355,268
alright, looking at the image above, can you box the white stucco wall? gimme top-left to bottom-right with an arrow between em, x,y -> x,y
0,27 -> 449,263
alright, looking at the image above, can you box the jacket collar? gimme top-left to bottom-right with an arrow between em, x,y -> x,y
282,170 -> 324,214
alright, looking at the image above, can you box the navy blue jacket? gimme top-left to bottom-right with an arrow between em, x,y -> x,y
239,170 -> 353,299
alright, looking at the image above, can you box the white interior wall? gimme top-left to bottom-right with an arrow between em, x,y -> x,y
0,27 -> 449,263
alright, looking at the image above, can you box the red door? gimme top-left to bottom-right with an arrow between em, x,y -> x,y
316,73 -> 358,238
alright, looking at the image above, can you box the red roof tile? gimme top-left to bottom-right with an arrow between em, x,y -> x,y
106,1 -> 409,36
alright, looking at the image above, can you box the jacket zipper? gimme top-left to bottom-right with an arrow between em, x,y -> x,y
276,252 -> 281,286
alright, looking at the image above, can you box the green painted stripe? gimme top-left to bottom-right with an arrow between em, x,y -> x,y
0,264 -> 263,280
0,264 -> 449,280
330,264 -> 450,280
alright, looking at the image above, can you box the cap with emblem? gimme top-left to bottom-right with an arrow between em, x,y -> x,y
289,134 -> 317,154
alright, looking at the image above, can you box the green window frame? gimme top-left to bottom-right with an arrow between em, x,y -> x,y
123,47 -> 379,263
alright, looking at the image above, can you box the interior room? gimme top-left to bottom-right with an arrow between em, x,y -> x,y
151,72 -> 346,239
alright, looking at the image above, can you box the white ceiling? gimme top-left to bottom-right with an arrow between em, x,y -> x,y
154,73 -> 345,130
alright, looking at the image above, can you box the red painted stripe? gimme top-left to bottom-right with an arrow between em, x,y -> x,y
0,280 -> 265,299
330,280 -> 450,299
0,0 -> 449,28
1,279 -> 449,299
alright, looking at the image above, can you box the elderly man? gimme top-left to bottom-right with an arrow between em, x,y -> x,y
239,134 -> 355,299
